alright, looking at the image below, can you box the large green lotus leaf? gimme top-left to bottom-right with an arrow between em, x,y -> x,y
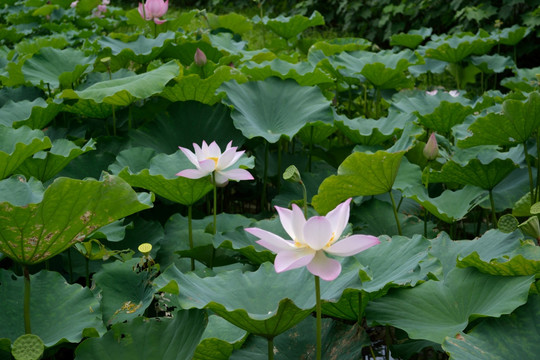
230,317 -> 369,360
207,12 -> 253,34
160,39 -> 223,67
0,98 -> 62,129
470,54 -> 514,74
422,33 -> 496,63
98,31 -> 176,64
402,184 -> 486,223
14,35 -> 69,57
21,47 -> 96,90
0,176 -> 44,206
0,174 -> 153,265
323,235 -> 439,321
390,27 -> 432,49
240,58 -> 333,86
74,309 -> 206,360
496,25 -> 532,46
457,239 -> 540,278
0,269 -> 105,347
334,110 -> 414,145
193,315 -> 247,360
60,61 -> 180,106
392,89 -> 472,116
0,125 -> 52,179
501,66 -> 540,93
261,11 -> 324,40
442,295 -> 540,360
15,138 -> 96,182
429,230 -> 523,278
308,38 -> 372,57
458,92 -> 540,148
328,50 -> 419,88
428,158 -> 518,190
156,262 -> 358,338
111,148 -> 214,206
93,258 -> 157,326
130,101 -> 245,153
417,101 -> 474,134
366,267 -> 533,344
312,151 -> 405,214
63,98 -> 114,119
218,77 -> 333,143
160,66 -> 248,105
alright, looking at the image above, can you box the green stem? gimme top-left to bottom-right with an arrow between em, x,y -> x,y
267,337 -> 274,360
536,132 -> 540,203
23,266 -> 31,334
67,247 -> 73,283
153,21 -> 157,38
277,140 -> 282,194
424,162 -> 431,238
210,172 -> 217,269
85,257 -> 90,287
489,189 -> 497,228
188,205 -> 194,271
389,190 -> 402,236
308,126 -> 313,172
523,141 -> 535,205
301,181 -> 308,218
261,141 -> 269,211
315,275 -> 322,360
112,104 -> 117,136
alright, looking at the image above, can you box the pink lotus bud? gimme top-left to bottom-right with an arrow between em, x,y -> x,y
194,48 -> 207,67
426,89 -> 438,96
70,0 -> 78,7
448,90 -> 459,97
423,133 -> 439,160
97,4 -> 107,12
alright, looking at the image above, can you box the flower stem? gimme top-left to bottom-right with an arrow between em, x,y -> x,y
423,162 -> 431,238
523,141 -> 535,206
188,205 -> 195,271
210,172 -> 217,269
489,189 -> 497,228
301,181 -> 308,218
261,141 -> 269,211
267,337 -> 274,360
389,190 -> 402,236
314,275 -> 322,360
536,132 -> 540,202
23,266 -> 31,334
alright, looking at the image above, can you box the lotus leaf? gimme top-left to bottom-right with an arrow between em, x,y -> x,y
422,33 -> 496,63
0,125 -> 52,180
15,138 -> 96,182
60,61 -> 180,106
390,27 -> 432,49
495,25 -> 532,46
218,77 -> 333,143
442,295 -> 540,359
74,310 -> 206,360
240,58 -> 333,86
98,31 -> 176,64
0,98 -> 62,129
260,11 -> 324,40
193,315 -> 247,360
366,267 -> 533,344
0,174 -> 153,265
313,150 -> 405,214
0,269 -> 105,347
21,47 -> 96,90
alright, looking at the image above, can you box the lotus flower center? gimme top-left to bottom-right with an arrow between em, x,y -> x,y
325,233 -> 336,248
207,157 -> 219,168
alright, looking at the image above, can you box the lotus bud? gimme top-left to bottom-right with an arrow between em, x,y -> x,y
70,0 -> 78,7
194,48 -> 207,67
423,132 -> 439,161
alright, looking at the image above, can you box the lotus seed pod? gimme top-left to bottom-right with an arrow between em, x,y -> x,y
11,334 -> 44,360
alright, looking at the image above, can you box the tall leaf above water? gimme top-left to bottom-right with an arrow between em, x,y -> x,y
0,174 -> 153,265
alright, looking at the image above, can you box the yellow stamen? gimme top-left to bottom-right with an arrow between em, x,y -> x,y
325,232 -> 336,248
207,157 -> 219,168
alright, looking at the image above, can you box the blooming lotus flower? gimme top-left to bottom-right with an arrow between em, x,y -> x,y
423,132 -> 439,160
426,89 -> 438,96
176,140 -> 254,187
138,0 -> 168,24
246,198 -> 380,281
194,48 -> 207,67
448,90 -> 459,97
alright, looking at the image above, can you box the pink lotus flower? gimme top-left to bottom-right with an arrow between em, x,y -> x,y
138,0 -> 168,25
423,132 -> 439,160
194,48 -> 207,67
246,199 -> 380,281
70,0 -> 78,7
176,141 -> 254,187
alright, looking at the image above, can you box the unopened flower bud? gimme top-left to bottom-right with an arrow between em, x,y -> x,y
423,132 -> 439,160
194,48 -> 207,67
